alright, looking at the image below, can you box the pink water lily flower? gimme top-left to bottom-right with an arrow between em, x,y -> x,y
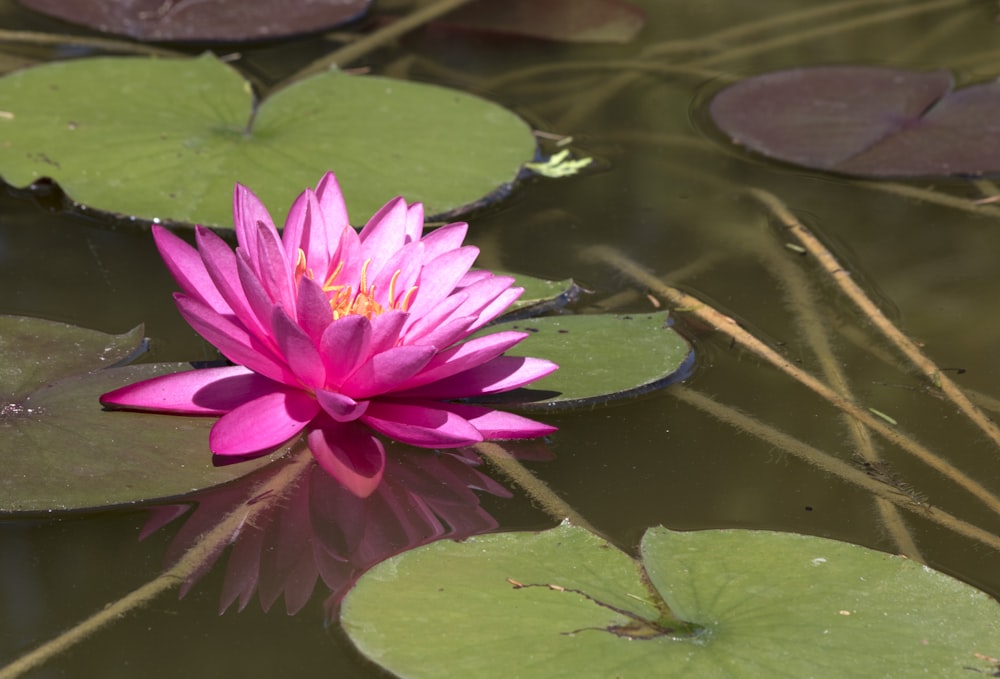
101,173 -> 557,497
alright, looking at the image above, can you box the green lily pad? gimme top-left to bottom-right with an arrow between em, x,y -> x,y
0,315 -> 145,400
0,316 -> 283,513
478,313 -> 694,410
341,523 -> 1000,677
0,54 -> 536,227
501,274 -> 583,318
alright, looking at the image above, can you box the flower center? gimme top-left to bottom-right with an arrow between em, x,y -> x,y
295,250 -> 417,321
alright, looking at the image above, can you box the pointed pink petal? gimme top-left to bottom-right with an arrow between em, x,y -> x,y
394,330 -> 527,390
316,389 -> 369,422
194,226 -> 268,339
319,315 -> 372,386
296,275 -> 333,344
235,248 -> 283,342
370,240 -> 423,308
367,310 -> 408,356
174,295 -> 295,385
100,365 -> 277,414
341,345 -> 436,398
233,183 -> 276,264
397,356 -> 558,399
406,246 -> 480,317
420,222 -> 468,260
403,202 -> 424,243
272,306 -> 325,389
210,388 -> 319,455
307,420 -> 386,498
433,402 -> 557,439
152,226 -> 229,314
315,172 -> 350,233
281,186 -> 312,259
361,401 -> 483,448
253,218 -> 296,314
358,197 -> 408,268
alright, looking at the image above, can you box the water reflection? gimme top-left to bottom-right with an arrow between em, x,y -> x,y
143,444 -> 513,618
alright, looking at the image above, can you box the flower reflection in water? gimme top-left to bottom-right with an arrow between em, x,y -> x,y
142,442 -> 527,616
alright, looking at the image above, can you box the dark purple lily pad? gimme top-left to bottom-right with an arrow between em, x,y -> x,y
18,0 -> 371,43
709,66 -> 1000,177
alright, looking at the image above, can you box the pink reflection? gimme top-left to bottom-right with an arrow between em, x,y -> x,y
142,444 -> 516,616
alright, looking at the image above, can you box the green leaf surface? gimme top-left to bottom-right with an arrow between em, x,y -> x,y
0,316 -> 283,513
341,523 -> 1000,678
479,313 -> 693,409
0,315 -> 144,400
502,274 -> 582,317
0,54 -> 535,227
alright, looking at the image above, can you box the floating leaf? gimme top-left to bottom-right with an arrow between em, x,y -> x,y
435,0 -> 645,43
710,66 -> 1000,177
501,273 -> 583,318
0,54 -> 536,227
0,316 -> 283,513
18,0 -> 371,43
477,313 -> 693,409
341,523 -> 1000,677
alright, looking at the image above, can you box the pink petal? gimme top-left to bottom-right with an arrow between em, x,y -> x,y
403,202 -> 425,243
174,295 -> 294,386
272,306 -> 326,389
307,420 -> 386,498
319,315 -> 372,386
367,310 -> 408,356
341,345 -> 437,399
436,402 -> 557,439
281,186 -> 312,260
236,249 -> 279,340
358,197 -> 408,268
100,365 -> 275,414
406,246 -> 480,318
393,330 -> 528,391
296,275 -> 334,344
396,356 -> 558,399
315,172 -> 350,236
316,389 -> 369,422
253,218 -> 296,314
194,226 -> 268,339
233,183 -> 276,265
361,400 -> 483,448
420,222 -> 469,260
210,388 -> 319,455
152,225 -> 229,314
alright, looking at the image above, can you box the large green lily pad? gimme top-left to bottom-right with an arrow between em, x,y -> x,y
478,313 -> 694,409
0,316 -> 283,513
0,54 -> 536,227
341,523 -> 1000,677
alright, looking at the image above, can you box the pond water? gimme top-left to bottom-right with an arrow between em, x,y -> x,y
4,0 -> 1000,676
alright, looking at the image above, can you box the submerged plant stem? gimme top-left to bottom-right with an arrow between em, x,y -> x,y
475,442 -> 601,537
747,188 -> 1000,454
752,229 -> 922,559
581,244 -> 1000,518
286,0 -> 477,83
671,386 -> 1000,555
0,29 -> 183,57
0,449 -> 312,679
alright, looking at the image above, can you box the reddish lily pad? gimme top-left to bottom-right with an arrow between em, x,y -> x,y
0,316 -> 285,514
17,0 -> 371,43
710,66 -> 1000,177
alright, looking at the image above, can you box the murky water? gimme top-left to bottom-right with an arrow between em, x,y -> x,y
3,0 -> 1000,676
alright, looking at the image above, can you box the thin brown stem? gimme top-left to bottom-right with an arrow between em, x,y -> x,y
0,449 -> 312,679
580,244 -> 1000,517
284,0 -> 477,84
747,188 -> 1000,453
672,386 -> 1000,554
